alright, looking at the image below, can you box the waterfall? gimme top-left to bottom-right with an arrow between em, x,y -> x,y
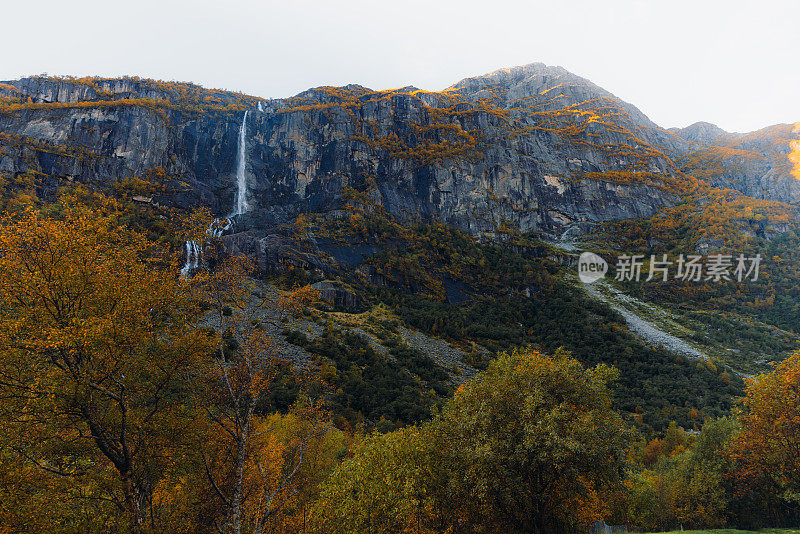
208,217 -> 232,238
233,110 -> 249,216
257,101 -> 263,112
181,110 -> 249,278
179,218 -> 234,278
180,241 -> 200,278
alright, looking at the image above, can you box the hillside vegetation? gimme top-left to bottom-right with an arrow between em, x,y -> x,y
1,69 -> 800,532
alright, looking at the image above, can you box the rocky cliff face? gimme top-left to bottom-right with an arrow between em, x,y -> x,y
671,122 -> 800,204
0,64 -> 796,244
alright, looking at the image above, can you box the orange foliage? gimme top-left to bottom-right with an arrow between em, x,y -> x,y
277,86 -> 486,166
790,122 -> 800,181
0,75 -> 269,118
679,145 -> 764,180
614,183 -> 794,251
728,351 -> 800,504
0,203 -> 210,529
0,131 -> 99,159
580,170 -> 696,194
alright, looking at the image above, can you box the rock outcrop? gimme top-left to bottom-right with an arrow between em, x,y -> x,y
671,122 -> 800,204
1,64 -> 797,246
670,121 -> 730,145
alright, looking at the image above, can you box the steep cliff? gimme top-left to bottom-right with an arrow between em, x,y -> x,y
1,64 -> 797,244
0,64 -> 695,237
672,121 -> 800,204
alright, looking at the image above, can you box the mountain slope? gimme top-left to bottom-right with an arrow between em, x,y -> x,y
0,65 -> 696,237
3,65 -> 795,243
673,121 -> 800,204
1,65 -> 799,432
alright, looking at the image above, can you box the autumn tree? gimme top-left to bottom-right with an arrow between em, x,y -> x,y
187,251 -> 323,534
312,427 -> 433,534
624,417 -> 737,531
0,204 -> 211,531
431,347 -> 632,533
728,350 -> 800,527
242,402 -> 346,533
673,416 -> 738,528
313,347 -> 632,534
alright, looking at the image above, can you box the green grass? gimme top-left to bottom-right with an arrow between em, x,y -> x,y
586,277 -> 800,376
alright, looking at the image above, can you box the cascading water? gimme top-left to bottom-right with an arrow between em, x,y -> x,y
180,241 -> 200,278
233,110 -> 249,216
181,110 -> 249,277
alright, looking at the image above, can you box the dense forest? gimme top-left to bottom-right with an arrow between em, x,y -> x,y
0,63 -> 798,532
1,188 -> 799,533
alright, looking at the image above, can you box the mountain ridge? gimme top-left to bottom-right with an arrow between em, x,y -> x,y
1,63 -> 799,435
0,63 -> 797,237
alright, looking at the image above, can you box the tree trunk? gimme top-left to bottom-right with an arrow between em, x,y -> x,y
230,406 -> 252,534
121,471 -> 144,533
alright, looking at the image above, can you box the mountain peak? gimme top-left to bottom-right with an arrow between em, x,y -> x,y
446,62 -> 668,144
446,62 -> 573,95
671,121 -> 730,145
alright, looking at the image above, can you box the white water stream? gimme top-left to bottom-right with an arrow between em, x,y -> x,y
233,110 -> 249,216
181,110 -> 249,277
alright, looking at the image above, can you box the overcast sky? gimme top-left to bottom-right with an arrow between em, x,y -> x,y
4,0 -> 798,133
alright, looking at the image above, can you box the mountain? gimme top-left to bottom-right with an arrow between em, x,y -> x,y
0,65 -> 688,235
1,65 -> 799,432
671,121 -> 800,203
3,66 -> 797,237
671,121 -> 730,145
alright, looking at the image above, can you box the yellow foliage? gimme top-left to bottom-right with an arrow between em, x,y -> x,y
614,182 -> 794,250
790,122 -> 800,180
0,199 -> 211,529
0,75 -> 269,118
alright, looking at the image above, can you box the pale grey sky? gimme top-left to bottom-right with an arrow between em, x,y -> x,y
4,0 -> 798,133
